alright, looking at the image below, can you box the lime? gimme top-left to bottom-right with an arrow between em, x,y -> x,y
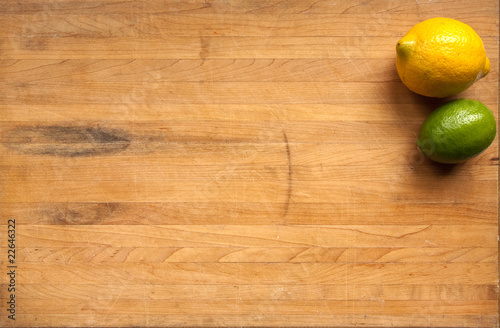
417,98 -> 496,164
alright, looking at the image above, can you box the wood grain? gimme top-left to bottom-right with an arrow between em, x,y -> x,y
0,0 -> 498,327
0,0 -> 499,20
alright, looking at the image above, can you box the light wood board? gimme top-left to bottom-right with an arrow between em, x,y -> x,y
0,0 -> 499,327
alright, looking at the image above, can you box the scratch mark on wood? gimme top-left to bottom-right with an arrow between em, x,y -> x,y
283,130 -> 292,219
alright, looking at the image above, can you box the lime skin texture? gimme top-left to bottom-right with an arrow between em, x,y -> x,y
417,98 -> 496,164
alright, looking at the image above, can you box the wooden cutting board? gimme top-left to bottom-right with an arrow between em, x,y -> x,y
1,0 -> 499,327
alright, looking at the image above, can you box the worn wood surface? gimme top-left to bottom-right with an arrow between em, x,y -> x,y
0,0 -> 499,327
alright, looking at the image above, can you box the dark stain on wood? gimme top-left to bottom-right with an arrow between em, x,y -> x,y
21,38 -> 47,51
39,203 -> 123,225
3,125 -> 131,157
199,35 -> 210,59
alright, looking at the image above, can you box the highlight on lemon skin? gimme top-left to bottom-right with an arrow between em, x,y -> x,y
395,17 -> 490,98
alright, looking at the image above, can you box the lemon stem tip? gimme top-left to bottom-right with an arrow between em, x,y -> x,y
396,40 -> 414,58
482,57 -> 491,76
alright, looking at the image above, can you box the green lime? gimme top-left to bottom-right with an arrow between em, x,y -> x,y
417,98 -> 496,164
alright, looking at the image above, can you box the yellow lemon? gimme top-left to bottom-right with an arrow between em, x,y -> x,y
396,17 -> 490,98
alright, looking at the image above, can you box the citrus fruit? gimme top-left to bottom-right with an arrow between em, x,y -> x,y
417,99 -> 496,164
396,17 -> 490,98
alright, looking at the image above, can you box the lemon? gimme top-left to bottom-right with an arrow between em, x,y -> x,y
417,99 -> 496,164
396,17 -> 490,98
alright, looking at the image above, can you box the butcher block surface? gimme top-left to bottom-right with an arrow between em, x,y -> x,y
0,0 -> 499,327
